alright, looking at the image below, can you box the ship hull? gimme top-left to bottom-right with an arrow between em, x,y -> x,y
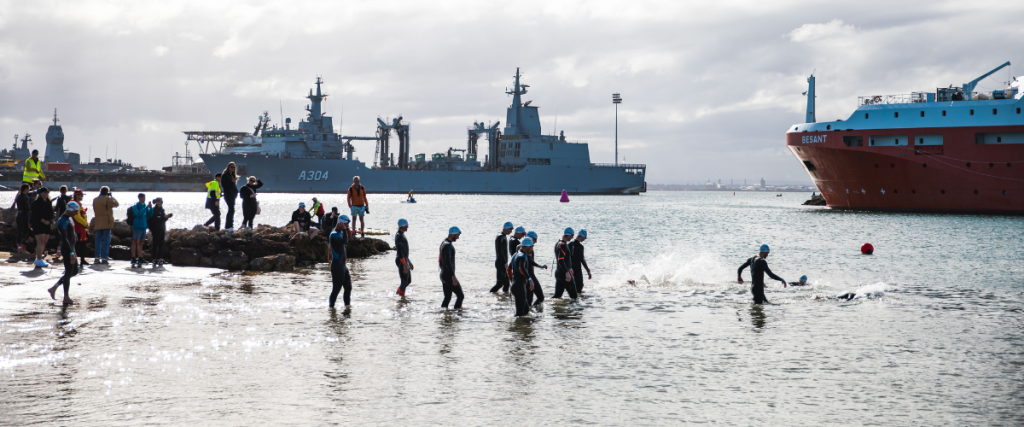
200,154 -> 646,194
787,125 -> 1024,214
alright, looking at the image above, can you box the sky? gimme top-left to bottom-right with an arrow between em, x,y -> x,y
0,0 -> 1021,185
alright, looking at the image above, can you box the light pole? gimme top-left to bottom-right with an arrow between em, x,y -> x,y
612,93 -> 622,166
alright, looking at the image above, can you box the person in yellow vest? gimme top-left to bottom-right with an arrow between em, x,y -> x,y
72,189 -> 90,266
311,197 -> 324,228
204,173 -> 223,230
23,149 -> 45,183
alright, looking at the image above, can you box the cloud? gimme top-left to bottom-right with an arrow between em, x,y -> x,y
788,19 -> 856,42
0,0 -> 1021,185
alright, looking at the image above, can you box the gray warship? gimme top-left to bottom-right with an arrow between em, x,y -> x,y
195,69 -> 646,194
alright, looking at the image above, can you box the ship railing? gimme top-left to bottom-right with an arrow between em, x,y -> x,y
591,163 -> 646,175
858,93 -> 929,106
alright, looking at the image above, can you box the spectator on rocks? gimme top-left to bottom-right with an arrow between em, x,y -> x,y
14,183 -> 32,254
347,176 -> 369,238
204,173 -> 222,230
311,197 -> 325,228
129,193 -> 154,268
288,202 -> 313,234
240,176 -> 262,229
150,197 -> 173,268
71,189 -> 90,266
92,186 -> 118,265
321,207 -> 339,237
221,162 -> 240,232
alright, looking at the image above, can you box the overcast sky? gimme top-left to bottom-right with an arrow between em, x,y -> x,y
1,0 -> 1020,184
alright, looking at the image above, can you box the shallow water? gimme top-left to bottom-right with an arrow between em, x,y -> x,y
1,191 -> 1022,425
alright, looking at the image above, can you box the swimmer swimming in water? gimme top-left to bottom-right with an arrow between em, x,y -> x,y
788,275 -> 809,286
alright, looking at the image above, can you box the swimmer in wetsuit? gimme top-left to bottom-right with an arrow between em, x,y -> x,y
568,229 -> 592,294
737,244 -> 787,304
524,231 -> 548,307
394,218 -> 413,296
551,228 -> 577,300
328,215 -> 352,308
509,237 -> 536,317
490,221 -> 514,293
509,226 -> 525,257
788,275 -> 808,286
438,226 -> 464,310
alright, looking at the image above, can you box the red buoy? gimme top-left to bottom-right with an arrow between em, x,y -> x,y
861,243 -> 874,255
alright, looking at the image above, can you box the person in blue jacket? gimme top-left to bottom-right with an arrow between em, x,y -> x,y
130,193 -> 154,268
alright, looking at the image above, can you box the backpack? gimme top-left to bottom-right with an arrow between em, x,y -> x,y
126,205 -> 135,225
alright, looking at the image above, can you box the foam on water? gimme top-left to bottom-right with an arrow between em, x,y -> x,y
596,251 -> 731,291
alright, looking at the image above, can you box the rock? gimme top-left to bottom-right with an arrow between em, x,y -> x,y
211,250 -> 249,270
347,237 -> 392,258
249,254 -> 295,272
170,247 -> 200,266
109,245 -> 131,261
109,235 -> 122,246
199,257 -> 213,267
0,208 -> 16,225
112,221 -> 132,239
188,231 -> 214,248
803,193 -> 827,206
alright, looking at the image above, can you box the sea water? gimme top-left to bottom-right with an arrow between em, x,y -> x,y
0,191 -> 1021,425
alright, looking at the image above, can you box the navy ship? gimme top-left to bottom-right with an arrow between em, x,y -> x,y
196,69 -> 646,194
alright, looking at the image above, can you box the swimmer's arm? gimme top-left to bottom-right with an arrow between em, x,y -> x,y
737,258 -> 752,282
763,264 -> 785,287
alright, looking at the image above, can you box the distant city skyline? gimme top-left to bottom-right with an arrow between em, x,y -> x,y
0,1 -> 1019,183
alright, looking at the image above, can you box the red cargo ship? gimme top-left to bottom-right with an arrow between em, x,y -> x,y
787,62 -> 1023,214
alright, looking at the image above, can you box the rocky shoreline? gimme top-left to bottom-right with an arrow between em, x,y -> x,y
0,208 -> 390,271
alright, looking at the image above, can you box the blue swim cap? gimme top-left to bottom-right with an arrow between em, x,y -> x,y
521,237 -> 534,247
515,226 -> 525,234
799,275 -> 807,282
398,218 -> 408,227
503,221 -> 513,229
299,202 -> 306,208
564,227 -> 574,236
66,201 -> 80,211
339,215 -> 350,223
578,229 -> 587,238
526,231 -> 538,240
760,244 -> 770,253
449,226 -> 461,235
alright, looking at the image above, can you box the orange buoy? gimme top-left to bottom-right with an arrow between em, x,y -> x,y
861,243 -> 874,255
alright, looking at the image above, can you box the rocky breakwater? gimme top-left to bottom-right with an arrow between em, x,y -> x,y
803,193 -> 827,206
167,225 -> 391,271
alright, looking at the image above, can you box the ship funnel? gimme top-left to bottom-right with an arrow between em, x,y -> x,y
805,74 -> 816,123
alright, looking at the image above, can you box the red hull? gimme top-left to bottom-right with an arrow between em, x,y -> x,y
787,125 -> 1024,214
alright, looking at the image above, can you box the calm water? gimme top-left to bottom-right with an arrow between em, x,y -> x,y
1,191 -> 1022,426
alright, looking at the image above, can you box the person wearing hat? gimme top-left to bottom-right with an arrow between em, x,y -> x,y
568,229 -> 592,294
320,207 -> 339,237
204,173 -> 223,230
438,226 -> 463,310
508,237 -> 536,317
288,202 -> 312,233
327,214 -> 352,308
489,222 -> 515,293
22,149 -> 45,184
239,176 -> 263,229
789,275 -> 809,286
552,228 -> 577,300
737,244 -> 787,304
47,201 -> 79,305
129,193 -> 154,268
71,189 -> 90,266
30,187 -> 54,268
508,226 -> 525,257
91,186 -> 118,265
149,197 -> 173,267
310,197 -> 325,228
523,231 -> 548,307
395,218 -> 413,296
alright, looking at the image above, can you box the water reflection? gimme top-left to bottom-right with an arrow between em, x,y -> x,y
749,305 -> 766,330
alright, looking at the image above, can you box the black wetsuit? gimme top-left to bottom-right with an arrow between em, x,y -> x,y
737,255 -> 784,304
508,236 -> 521,257
30,197 -> 53,236
438,238 -> 463,309
568,239 -> 588,293
552,240 -> 577,299
150,206 -> 169,262
329,230 -> 351,307
221,174 -> 238,230
321,214 -> 338,237
56,215 -> 77,297
525,251 -> 545,306
489,233 -> 510,293
395,231 -> 412,293
509,251 -> 532,317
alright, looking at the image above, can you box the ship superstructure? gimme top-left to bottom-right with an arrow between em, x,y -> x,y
787,62 -> 1023,213
197,69 -> 646,194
